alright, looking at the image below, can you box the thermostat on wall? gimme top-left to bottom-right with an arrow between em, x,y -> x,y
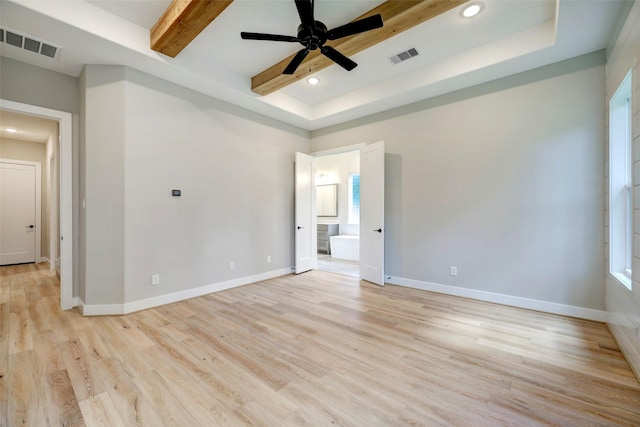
172,190 -> 181,197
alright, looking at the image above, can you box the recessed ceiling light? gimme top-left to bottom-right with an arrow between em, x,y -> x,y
307,77 -> 320,85
4,128 -> 18,133
462,3 -> 482,18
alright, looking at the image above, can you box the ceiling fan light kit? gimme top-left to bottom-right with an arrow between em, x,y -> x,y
241,0 -> 383,75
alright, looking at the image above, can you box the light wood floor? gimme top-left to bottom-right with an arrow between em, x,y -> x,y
2,263 -> 640,426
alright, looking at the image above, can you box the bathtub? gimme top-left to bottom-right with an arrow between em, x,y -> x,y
330,235 -> 360,261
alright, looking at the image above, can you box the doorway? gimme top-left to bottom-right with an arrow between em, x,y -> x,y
295,142 -> 385,285
0,99 -> 74,309
315,150 -> 360,278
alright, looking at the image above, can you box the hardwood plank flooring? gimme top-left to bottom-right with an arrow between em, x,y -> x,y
1,263 -> 640,426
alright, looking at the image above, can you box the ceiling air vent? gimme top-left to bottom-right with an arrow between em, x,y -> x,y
0,27 -> 61,60
389,47 -> 419,65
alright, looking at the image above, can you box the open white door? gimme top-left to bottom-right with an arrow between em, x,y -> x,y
295,152 -> 317,274
360,141 -> 385,286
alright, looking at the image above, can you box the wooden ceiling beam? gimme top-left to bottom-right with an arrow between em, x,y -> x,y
151,0 -> 234,58
251,0 -> 468,96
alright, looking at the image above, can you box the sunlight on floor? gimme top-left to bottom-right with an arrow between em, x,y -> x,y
317,254 -> 359,278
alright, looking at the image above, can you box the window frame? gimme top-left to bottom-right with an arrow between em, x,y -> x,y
609,70 -> 633,290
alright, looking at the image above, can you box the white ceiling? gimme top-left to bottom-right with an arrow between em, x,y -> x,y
0,109 -> 57,143
0,0 -> 631,131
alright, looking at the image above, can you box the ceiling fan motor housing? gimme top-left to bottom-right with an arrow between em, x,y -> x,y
297,21 -> 327,50
240,0 -> 383,74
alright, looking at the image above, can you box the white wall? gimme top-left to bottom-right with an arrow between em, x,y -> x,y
80,66 -> 309,309
605,1 -> 640,378
316,150 -> 360,235
312,52 -> 606,313
81,65 -> 126,305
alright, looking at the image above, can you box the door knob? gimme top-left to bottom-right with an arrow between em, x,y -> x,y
297,226 -> 304,230
373,228 -> 382,233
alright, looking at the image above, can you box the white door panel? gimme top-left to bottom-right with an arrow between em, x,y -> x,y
360,141 -> 385,286
295,152 -> 317,274
0,161 -> 37,265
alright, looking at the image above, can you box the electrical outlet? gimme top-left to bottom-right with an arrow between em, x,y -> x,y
449,266 -> 458,276
151,274 -> 160,285
229,261 -> 235,271
267,255 -> 272,264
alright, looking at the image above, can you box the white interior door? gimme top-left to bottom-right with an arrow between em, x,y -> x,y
0,161 -> 38,265
295,152 -> 317,274
360,141 -> 385,286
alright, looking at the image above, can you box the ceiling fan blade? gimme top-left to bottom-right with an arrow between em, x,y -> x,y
241,32 -> 300,43
295,0 -> 314,28
283,48 -> 310,74
321,46 -> 357,71
327,14 -> 383,40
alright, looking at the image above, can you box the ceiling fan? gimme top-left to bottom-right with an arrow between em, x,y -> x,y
240,0 -> 384,75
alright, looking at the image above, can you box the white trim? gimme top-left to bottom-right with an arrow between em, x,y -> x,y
80,301 -> 124,316
48,152 -> 58,273
0,158 -> 41,264
311,142 -> 367,157
0,99 -> 74,310
612,271 -> 632,290
386,276 -> 607,322
608,323 -> 640,380
80,267 -> 292,316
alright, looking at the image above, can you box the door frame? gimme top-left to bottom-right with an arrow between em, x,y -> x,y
49,152 -> 58,271
1,99 -> 74,310
0,159 -> 42,263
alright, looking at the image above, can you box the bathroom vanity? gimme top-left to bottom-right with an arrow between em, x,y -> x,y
317,224 -> 339,254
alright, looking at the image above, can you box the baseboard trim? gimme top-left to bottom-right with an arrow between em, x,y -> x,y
608,322 -> 640,380
386,276 -> 607,322
40,256 -> 50,265
79,299 -> 123,316
80,267 -> 292,316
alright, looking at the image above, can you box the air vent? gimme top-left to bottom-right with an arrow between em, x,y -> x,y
389,47 -> 419,65
0,27 -> 61,60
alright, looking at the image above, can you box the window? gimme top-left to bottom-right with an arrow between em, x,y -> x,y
609,70 -> 633,290
348,173 -> 360,224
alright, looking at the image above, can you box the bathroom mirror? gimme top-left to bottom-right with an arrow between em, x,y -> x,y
317,184 -> 337,217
